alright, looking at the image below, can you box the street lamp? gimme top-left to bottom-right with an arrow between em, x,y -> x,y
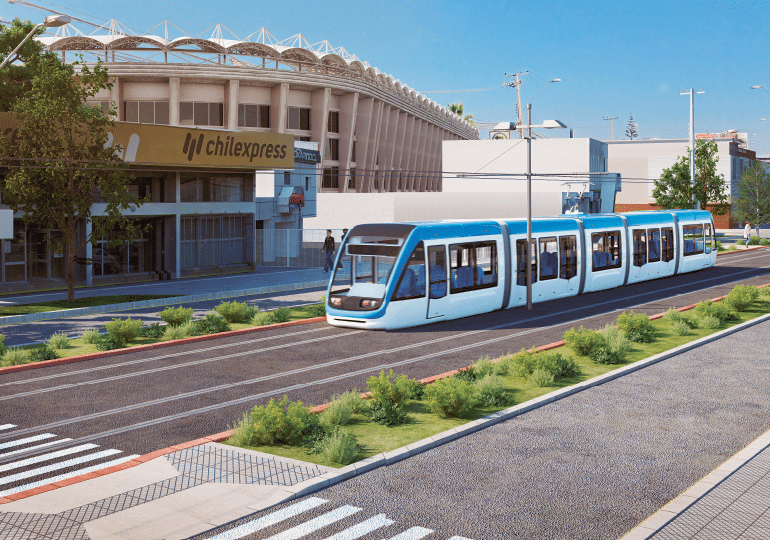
520,78 -> 566,310
0,15 -> 71,70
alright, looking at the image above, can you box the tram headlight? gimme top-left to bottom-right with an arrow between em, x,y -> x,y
360,299 -> 378,308
329,297 -> 342,307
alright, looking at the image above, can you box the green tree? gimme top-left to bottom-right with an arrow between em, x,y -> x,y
0,52 -> 144,302
447,102 -> 475,126
733,161 -> 770,237
625,114 -> 638,139
652,139 -> 729,215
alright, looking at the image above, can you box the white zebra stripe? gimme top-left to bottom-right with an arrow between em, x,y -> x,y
206,498 -> 328,540
0,433 -> 55,450
386,527 -> 435,540
0,443 -> 99,472
0,424 -> 16,431
447,537 -> 476,540
0,448 -> 123,486
0,454 -> 139,497
265,505 -> 362,540
0,438 -> 72,460
321,513 -> 394,539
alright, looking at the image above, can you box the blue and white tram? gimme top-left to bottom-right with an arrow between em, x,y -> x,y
325,210 -> 717,330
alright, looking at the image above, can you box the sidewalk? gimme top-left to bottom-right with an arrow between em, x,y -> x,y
0,313 -> 768,539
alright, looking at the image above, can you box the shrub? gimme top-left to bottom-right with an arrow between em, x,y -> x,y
252,312 -> 274,326
179,320 -> 200,337
94,334 -> 126,351
138,323 -> 165,339
473,356 -> 496,378
509,348 -> 538,377
700,315 -> 722,329
564,326 -> 606,356
227,412 -> 257,448
1,348 -> 27,367
694,300 -> 737,324
716,241 -> 724,251
80,328 -> 101,344
475,374 -> 511,406
726,285 -> 759,312
330,389 -> 365,414
616,311 -> 656,343
424,376 -> 477,418
159,305 -> 194,327
318,429 -> 361,465
761,286 -> 770,297
600,324 -> 633,356
509,349 -> 580,379
271,307 -> 292,324
365,401 -> 408,426
248,395 -> 311,446
761,238 -> 770,246
736,239 -> 746,246
670,319 -> 692,336
195,314 -> 230,335
366,369 -> 418,408
662,308 -> 696,328
215,301 -> 258,323
454,366 -> 477,383
105,317 -> 143,343
0,334 -> 6,356
320,398 -> 354,426
495,353 -> 514,376
529,368 -> 555,387
749,235 -> 761,245
27,347 -> 59,363
47,332 -> 70,350
308,297 -> 326,318
589,344 -> 625,365
163,325 -> 186,341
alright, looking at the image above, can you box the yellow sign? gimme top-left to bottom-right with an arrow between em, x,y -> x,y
0,112 -> 295,169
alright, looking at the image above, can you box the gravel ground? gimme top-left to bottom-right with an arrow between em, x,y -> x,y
194,319 -> 770,540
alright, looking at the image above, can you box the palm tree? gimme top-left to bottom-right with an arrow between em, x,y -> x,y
447,102 -> 475,126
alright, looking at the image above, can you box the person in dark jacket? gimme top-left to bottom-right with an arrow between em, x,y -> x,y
336,228 -> 348,271
322,229 -> 335,273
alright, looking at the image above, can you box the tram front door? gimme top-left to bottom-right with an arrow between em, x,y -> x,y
426,244 -> 449,319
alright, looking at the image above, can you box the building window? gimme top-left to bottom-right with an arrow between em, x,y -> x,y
294,136 -> 311,142
305,176 -> 310,191
180,102 -> 224,127
124,101 -> 169,124
286,107 -> 310,130
325,138 -> 339,161
88,101 -> 111,116
351,140 -> 356,163
327,111 -> 339,133
284,171 -> 291,185
322,167 -> 339,190
238,104 -> 270,128
348,169 -> 356,190
180,173 -> 246,202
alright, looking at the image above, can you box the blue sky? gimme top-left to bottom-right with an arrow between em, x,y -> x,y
4,0 -> 770,154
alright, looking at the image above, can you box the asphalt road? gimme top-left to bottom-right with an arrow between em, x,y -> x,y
2,249 -> 770,499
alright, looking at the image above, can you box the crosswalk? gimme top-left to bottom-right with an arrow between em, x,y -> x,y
0,425 -> 139,498
205,497 -> 475,540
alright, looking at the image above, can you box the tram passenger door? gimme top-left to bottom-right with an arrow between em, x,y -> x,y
426,244 -> 449,319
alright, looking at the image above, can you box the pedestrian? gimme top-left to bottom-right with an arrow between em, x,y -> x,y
322,229 -> 335,273
744,222 -> 751,248
336,228 -> 349,272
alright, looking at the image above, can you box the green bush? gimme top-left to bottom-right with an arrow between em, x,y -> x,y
320,398 -> 354,426
104,317 -> 143,343
80,328 -> 101,344
726,285 -> 759,312
509,348 -> 537,377
424,376 -> 477,418
600,324 -> 633,356
670,319 -> 692,336
47,332 -> 70,350
750,235 -> 761,245
473,356 -> 496,378
0,334 -> 6,356
308,297 -> 326,318
317,429 -> 361,465
252,312 -> 274,326
529,368 -> 555,387
159,305 -> 194,327
737,239 -> 746,246
716,240 -> 724,251
475,374 -> 511,406
330,389 -> 365,414
589,344 -> 625,365
454,366 -> 477,383
366,369 -> 418,408
248,395 -> 311,445
662,308 -> 696,328
163,325 -> 186,341
694,300 -> 737,324
94,334 -> 126,351
227,412 -> 257,448
761,238 -> 770,246
179,320 -> 201,337
616,311 -> 656,343
564,326 -> 606,356
509,348 -> 580,379
138,323 -> 165,339
495,353 -> 514,376
1,347 -> 27,367
215,301 -> 258,323
195,314 -> 230,335
27,347 -> 59,362
271,307 -> 292,324
364,401 -> 408,426
700,315 -> 722,329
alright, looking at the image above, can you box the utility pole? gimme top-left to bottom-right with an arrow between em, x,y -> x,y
603,116 -> 618,141
504,71 -> 529,139
680,88 -> 705,210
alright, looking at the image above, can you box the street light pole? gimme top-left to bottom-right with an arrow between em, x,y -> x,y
680,88 -> 704,210
0,15 -> 71,70
526,103 -> 533,310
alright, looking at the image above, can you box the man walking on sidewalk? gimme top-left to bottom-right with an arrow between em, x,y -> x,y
322,229 -> 335,273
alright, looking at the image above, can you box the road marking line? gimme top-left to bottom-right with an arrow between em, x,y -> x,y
386,527 -> 434,539
0,443 -> 99,473
0,438 -> 72,460
0,425 -> 15,431
0,448 -> 123,486
206,497 -> 328,540
321,514 -> 394,539
0,454 -> 139,498
447,537 -> 476,540
265,505 -> 362,540
0,433 -> 56,450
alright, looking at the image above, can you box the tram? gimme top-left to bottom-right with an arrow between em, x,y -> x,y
325,210 -> 717,330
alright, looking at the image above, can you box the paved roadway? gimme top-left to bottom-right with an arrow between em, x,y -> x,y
1,249 -> 769,505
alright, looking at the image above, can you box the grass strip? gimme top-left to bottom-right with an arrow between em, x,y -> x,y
0,295 -> 178,316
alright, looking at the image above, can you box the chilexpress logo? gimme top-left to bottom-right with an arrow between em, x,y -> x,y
182,133 -> 288,163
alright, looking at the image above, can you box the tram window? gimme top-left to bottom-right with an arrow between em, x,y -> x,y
683,225 -> 704,256
592,231 -> 622,271
393,242 -> 426,301
648,229 -> 661,262
428,245 -> 447,299
662,227 -> 674,262
633,230 -> 647,267
705,223 -> 713,254
449,241 -> 498,293
559,236 -> 577,279
516,239 -> 537,286
539,237 -> 558,281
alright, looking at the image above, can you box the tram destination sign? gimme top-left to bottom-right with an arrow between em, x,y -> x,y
0,112 -> 295,170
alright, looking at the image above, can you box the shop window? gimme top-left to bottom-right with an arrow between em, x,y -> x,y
592,231 -> 622,271
559,235 -> 577,279
633,230 -> 646,267
327,111 -> 339,133
237,104 -> 270,128
181,215 -> 245,268
286,107 -> 310,130
180,102 -> 224,127
180,173 -> 246,202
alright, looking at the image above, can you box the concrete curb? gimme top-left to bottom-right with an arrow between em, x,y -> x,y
0,279 -> 329,326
